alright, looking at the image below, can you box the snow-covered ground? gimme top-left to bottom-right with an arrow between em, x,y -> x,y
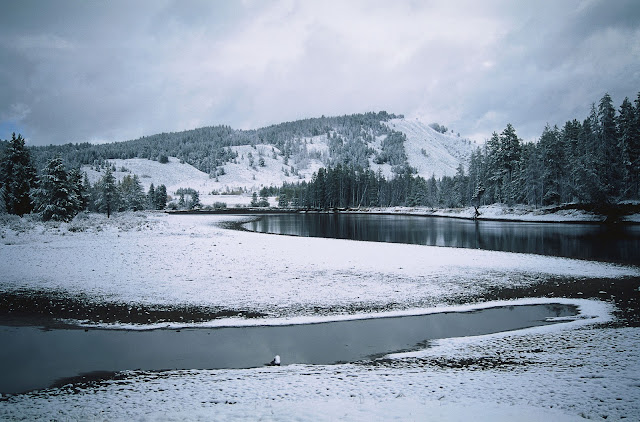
82,156 -> 283,207
2,213 -> 636,314
1,212 -> 639,420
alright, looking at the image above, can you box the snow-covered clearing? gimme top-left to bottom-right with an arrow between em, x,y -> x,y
82,157 -> 282,207
1,212 -> 639,420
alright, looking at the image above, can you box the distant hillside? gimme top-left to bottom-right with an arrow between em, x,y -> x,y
33,112 -> 475,199
386,118 -> 474,179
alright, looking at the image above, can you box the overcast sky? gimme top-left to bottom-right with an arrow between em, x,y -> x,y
1,0 -> 639,146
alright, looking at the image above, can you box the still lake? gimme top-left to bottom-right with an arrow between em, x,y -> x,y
243,213 -> 640,265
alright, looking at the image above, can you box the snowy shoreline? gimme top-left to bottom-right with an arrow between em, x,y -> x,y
1,212 -> 639,420
341,203 -> 640,224
169,203 -> 640,225
68,296 -> 609,331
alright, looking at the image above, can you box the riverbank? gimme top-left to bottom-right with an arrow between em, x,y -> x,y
1,211 -> 639,420
170,202 -> 640,224
343,203 -> 640,224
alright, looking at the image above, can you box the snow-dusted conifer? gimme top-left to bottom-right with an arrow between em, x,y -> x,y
147,184 -> 156,209
0,133 -> 37,216
32,156 -> 79,222
96,166 -> 118,217
120,174 -> 146,211
68,168 -> 88,212
154,184 -> 167,210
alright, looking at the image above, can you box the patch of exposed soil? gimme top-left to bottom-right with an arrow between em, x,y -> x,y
0,289 -> 265,328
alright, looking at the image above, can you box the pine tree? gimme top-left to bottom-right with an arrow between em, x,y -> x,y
485,132 -> 502,203
561,119 -> 582,202
278,193 -> 289,207
97,166 -> 118,217
0,133 -> 37,216
499,124 -> 522,205
597,93 -> 620,199
617,97 -> 636,198
191,190 -> 201,209
154,184 -> 167,210
120,174 -> 146,211
32,156 -> 80,222
68,168 -> 88,212
632,93 -> 640,198
577,115 -> 606,203
82,173 -> 95,211
314,168 -> 327,208
258,189 -> 269,207
147,183 -> 156,209
539,124 -> 564,205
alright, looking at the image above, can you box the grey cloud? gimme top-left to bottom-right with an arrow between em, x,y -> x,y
1,0 -> 639,146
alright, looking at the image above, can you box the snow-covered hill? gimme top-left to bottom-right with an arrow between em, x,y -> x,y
386,118 -> 475,179
82,116 -> 476,206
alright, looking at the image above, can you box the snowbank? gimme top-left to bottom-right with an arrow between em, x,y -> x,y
350,204 -> 615,223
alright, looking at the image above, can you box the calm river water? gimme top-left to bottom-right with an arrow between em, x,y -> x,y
243,213 -> 640,264
0,304 -> 575,394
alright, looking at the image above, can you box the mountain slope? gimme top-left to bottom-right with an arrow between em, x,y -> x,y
72,113 -> 476,205
386,118 -> 475,179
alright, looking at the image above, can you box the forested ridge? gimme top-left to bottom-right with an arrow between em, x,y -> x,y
23,111 -> 401,176
273,92 -> 640,209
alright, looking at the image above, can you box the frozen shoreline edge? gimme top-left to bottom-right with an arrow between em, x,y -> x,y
74,297 -> 612,332
170,205 -> 640,225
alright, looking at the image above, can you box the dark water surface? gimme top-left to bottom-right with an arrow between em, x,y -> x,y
243,214 -> 640,264
0,304 -> 575,394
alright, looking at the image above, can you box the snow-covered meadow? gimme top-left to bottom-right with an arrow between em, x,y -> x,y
1,212 -> 639,420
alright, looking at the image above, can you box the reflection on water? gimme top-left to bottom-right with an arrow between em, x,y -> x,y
0,304 -> 575,394
244,214 -> 640,264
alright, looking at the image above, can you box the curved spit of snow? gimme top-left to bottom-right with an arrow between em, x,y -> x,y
385,297 -> 612,360
1,213 -> 638,320
88,297 -> 610,332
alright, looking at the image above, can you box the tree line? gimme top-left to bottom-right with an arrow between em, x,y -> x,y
275,92 -> 640,209
466,92 -> 640,207
3,92 -> 638,217
0,134 -> 167,221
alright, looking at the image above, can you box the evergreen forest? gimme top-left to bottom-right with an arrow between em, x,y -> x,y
273,92 -> 640,209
